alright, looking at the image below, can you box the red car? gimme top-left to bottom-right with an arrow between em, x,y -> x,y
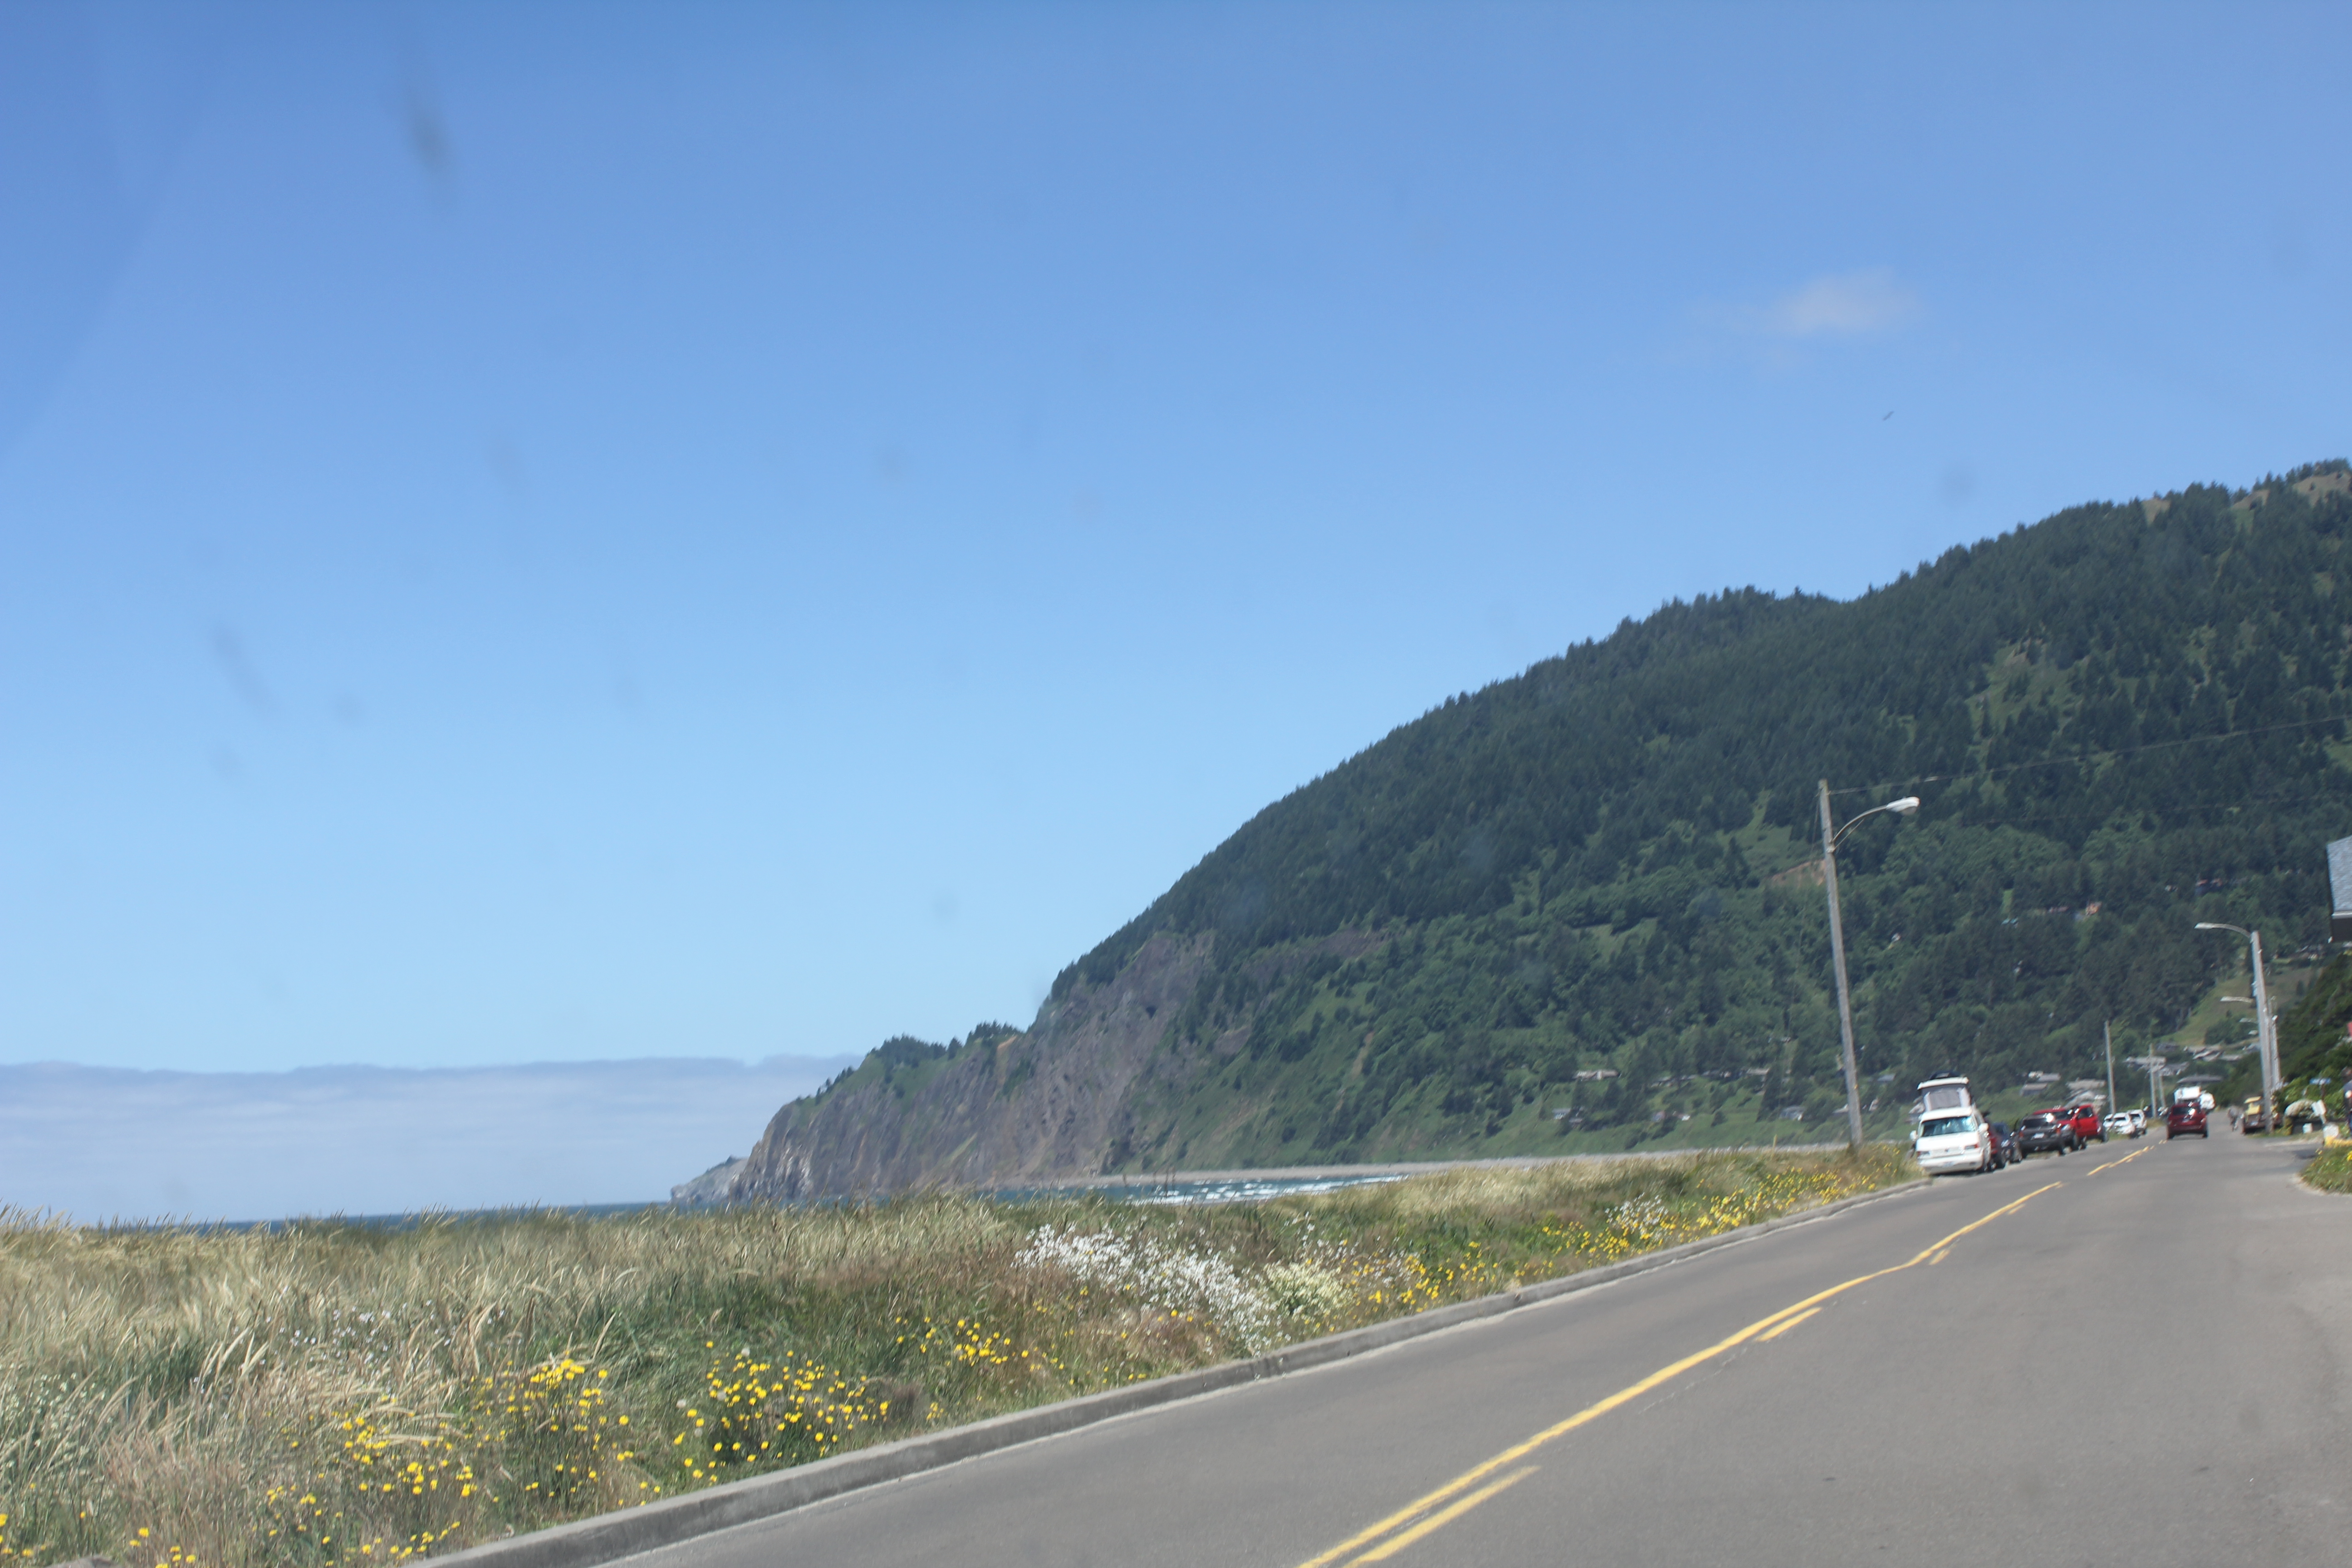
2167,1100 -> 2209,1138
2059,1103 -> 2106,1144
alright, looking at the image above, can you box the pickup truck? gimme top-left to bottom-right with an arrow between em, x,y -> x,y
2059,1103 -> 2106,1144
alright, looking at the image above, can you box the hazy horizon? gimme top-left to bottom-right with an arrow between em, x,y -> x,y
0,1054 -> 853,1223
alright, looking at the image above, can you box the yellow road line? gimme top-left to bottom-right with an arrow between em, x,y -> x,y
1754,1305 -> 1821,1342
1926,1247 -> 1950,1265
1296,1181 -> 2063,1568
2088,1143 -> 2155,1175
1351,1467 -> 1539,1563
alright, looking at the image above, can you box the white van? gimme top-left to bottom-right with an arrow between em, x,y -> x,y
1914,1108 -> 1995,1174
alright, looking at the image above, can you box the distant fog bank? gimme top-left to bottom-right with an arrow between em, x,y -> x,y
0,1057 -> 853,1224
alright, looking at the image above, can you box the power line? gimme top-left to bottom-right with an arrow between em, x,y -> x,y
1770,788 -> 2352,879
1931,789 -> 2352,832
1830,712 -> 2351,799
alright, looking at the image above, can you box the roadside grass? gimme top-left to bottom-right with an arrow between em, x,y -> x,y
0,1147 -> 1911,1568
2299,1142 -> 2352,1193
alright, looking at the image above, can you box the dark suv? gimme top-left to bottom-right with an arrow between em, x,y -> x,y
2014,1110 -> 2076,1155
2167,1099 -> 2208,1138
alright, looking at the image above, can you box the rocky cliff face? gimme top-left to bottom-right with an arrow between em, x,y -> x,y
729,931 -> 1216,1202
670,1156 -> 745,1207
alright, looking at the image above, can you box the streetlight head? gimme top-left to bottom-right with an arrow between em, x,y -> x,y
1889,796 -> 1921,814
2195,922 -> 2228,932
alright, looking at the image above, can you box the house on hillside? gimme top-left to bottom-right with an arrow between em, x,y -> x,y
2328,835 -> 2352,941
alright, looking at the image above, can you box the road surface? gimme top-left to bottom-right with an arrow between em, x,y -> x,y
637,1132 -> 2352,1567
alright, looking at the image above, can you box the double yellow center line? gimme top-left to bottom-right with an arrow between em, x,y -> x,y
2087,1142 -> 2155,1175
1297,1181 -> 2065,1568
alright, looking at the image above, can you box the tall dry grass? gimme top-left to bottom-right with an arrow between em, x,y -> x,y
0,1147 -> 1909,1568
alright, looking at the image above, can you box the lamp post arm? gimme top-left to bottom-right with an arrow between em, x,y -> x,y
1828,794 -> 1922,852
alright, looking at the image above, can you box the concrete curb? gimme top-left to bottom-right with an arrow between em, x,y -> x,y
436,1176 -> 1929,1568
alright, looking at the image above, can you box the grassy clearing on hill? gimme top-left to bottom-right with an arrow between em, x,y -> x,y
0,1147 -> 1911,1568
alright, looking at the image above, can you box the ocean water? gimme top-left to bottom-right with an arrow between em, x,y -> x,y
988,1174 -> 1409,1205
77,1171 -> 1414,1232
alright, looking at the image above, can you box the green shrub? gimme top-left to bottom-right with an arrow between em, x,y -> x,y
2301,1143 -> 2352,1193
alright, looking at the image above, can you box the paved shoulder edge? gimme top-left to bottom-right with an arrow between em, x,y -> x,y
434,1176 -> 1928,1568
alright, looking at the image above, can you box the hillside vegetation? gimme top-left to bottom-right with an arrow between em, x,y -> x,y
754,462 -> 2352,1187
2262,941 -> 2352,1115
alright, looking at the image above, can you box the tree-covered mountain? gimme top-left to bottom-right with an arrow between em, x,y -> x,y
733,461 -> 2352,1197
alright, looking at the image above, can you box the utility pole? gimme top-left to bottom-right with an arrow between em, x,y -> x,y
1818,783 -> 1920,1151
1819,781 -> 1864,1150
2124,1051 -> 2165,1117
2198,922 -> 2280,1128
2105,1020 -> 2117,1117
2251,929 -> 2277,1123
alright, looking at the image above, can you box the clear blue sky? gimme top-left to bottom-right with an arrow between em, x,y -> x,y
5,1 -> 2347,1075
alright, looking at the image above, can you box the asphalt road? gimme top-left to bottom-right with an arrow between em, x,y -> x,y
636,1133 -> 2352,1568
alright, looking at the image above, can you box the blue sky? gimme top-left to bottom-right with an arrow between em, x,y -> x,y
5,1 -> 2348,1080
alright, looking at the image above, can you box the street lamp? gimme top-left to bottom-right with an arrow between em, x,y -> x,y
1819,783 -> 1921,1147
2196,921 -> 2278,1127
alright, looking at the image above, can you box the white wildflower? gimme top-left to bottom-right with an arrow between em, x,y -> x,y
1259,1259 -> 1347,1326
1017,1225 -> 1280,1351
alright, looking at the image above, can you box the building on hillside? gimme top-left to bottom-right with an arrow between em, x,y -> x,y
2329,835 -> 2352,941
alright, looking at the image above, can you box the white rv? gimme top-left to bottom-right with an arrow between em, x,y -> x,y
1909,1074 -> 1998,1172
1914,1074 -> 1976,1119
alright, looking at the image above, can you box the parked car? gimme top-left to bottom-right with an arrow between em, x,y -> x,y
2243,1097 -> 2272,1133
2167,1099 -> 2209,1138
2127,1107 -> 2148,1134
1988,1121 -> 2019,1166
2014,1110 -> 2076,1155
1915,1110 -> 1998,1173
2103,1111 -> 2136,1139
2061,1103 -> 2106,1144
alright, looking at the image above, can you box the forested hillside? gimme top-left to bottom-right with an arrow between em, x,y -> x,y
2275,948 -> 2352,1094
738,461 -> 2352,1194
